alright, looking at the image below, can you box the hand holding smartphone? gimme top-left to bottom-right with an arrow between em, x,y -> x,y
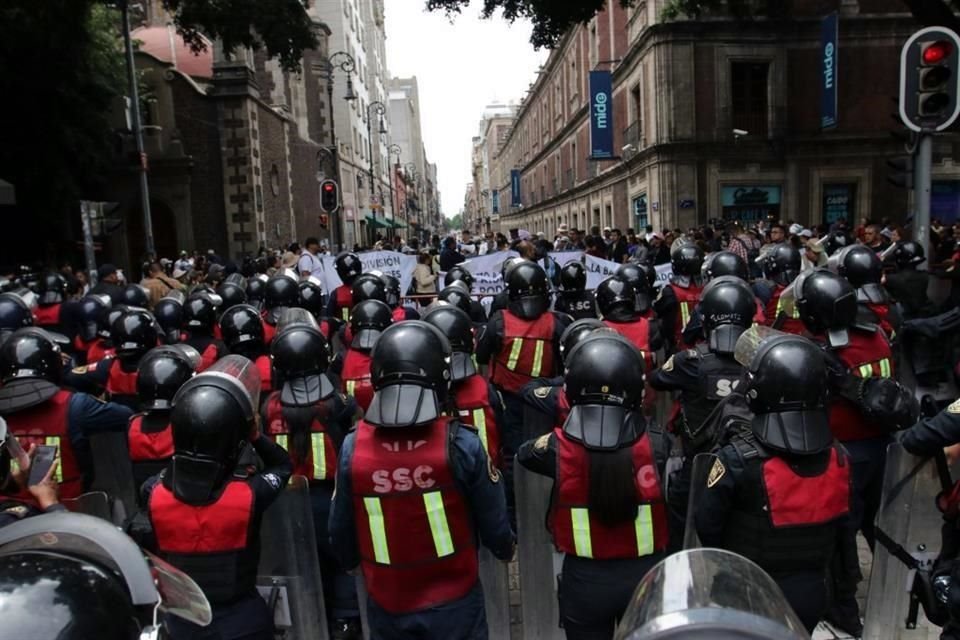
28,445 -> 57,487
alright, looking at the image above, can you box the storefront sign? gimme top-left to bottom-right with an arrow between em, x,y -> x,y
720,185 -> 782,222
589,71 -> 614,159
821,12 -> 839,130
822,183 -> 856,225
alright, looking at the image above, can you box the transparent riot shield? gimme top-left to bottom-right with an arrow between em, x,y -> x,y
480,546 -> 511,638
88,431 -> 137,520
615,548 -> 807,639
514,403 -> 564,640
863,443 -> 949,638
61,490 -> 111,521
257,475 -> 329,640
682,453 -> 718,550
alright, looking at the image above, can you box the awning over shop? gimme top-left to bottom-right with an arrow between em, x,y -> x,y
364,214 -> 391,229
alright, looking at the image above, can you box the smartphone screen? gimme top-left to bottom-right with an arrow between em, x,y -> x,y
28,445 -> 57,486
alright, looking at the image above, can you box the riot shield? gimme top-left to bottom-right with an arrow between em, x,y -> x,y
480,546 -> 511,638
88,431 -> 137,519
257,475 -> 329,640
863,443 -> 949,638
514,403 -> 564,640
61,491 -> 111,521
682,453 -> 718,550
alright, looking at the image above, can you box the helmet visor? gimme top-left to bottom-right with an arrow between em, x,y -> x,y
281,374 -> 336,406
449,351 -> 477,382
561,405 -> 640,451
365,384 -> 442,428
733,325 -> 788,369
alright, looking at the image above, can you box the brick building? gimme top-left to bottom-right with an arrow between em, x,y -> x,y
485,0 -> 960,239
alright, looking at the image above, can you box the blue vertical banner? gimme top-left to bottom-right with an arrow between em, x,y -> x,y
820,12 -> 838,130
491,189 -> 499,214
589,70 -> 614,159
510,169 -> 522,206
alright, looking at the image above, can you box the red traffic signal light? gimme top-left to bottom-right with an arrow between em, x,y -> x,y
922,40 -> 953,65
901,27 -> 960,132
319,179 -> 339,213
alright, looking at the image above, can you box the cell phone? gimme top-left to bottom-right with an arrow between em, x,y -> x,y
28,445 -> 57,486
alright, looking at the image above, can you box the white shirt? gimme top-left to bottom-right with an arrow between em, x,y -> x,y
297,251 -> 324,278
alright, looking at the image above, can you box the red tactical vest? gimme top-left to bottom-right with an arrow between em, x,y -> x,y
262,319 -> 276,346
341,349 -> 374,412
33,304 -> 61,328
669,283 -> 702,346
127,414 -> 173,462
255,354 -> 272,393
87,340 -> 114,364
490,310 -> 556,393
8,390 -> 82,499
107,358 -> 138,399
320,319 -> 332,341
335,285 -> 353,322
557,388 -> 571,424
350,418 -> 478,613
550,429 -> 668,559
865,302 -> 896,339
452,375 -> 501,468
763,447 -> 850,527
263,393 -> 337,482
149,480 -> 257,604
764,284 -> 806,336
603,318 -> 654,370
754,299 -> 766,324
829,330 -> 895,441
392,307 -> 407,323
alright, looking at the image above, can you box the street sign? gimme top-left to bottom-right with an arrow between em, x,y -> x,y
821,12 -> 838,129
900,26 -> 960,132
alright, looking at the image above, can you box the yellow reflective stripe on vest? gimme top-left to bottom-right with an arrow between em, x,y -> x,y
859,364 -> 873,378
634,505 -> 654,556
775,297 -> 800,318
341,307 -> 350,322
275,434 -> 288,450
311,433 -> 327,480
531,340 -> 545,377
879,358 -> 892,378
472,409 -> 489,454
346,380 -> 356,396
679,302 -> 691,328
571,508 -> 593,558
45,436 -> 62,482
363,497 -> 391,564
423,491 -> 455,557
506,338 -> 523,371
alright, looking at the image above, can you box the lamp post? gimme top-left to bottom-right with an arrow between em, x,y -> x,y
387,144 -> 402,236
321,51 -> 357,252
366,102 -> 387,245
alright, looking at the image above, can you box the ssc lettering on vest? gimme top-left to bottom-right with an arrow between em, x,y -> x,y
372,466 -> 436,493
715,378 -> 740,397
571,300 -> 591,311
635,464 -> 659,490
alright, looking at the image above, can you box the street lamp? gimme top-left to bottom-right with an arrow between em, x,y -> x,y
387,144 -> 402,232
366,101 -> 387,244
318,50 -> 356,252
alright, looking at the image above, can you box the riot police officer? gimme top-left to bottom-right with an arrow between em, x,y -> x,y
298,276 -> 334,339
832,244 -> 901,340
181,290 -> 228,370
488,256 -> 525,316
0,289 -> 36,344
154,290 -> 185,345
443,265 -> 487,323
518,332 -> 669,638
753,243 -> 805,335
654,243 -> 705,350
329,299 -> 393,413
0,413 -> 63,526
217,273 -> 248,311
555,261 -> 597,320
219,303 -> 273,394
263,309 -> 361,639
378,272 -> 420,321
351,272 -> 388,305
263,270 -> 300,344
121,283 -> 150,309
142,355 -> 292,640
127,344 -> 200,492
329,321 -> 514,639
0,328 -> 132,500
32,271 -> 69,333
885,241 -> 932,319
246,273 -> 268,311
328,252 -> 363,324
694,328 -> 852,633
424,305 -> 505,468
596,276 -> 662,371
616,262 -> 655,318
437,281 -> 477,320
681,251 -> 765,346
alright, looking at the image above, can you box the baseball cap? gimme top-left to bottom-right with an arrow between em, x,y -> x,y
788,223 -> 803,236
97,264 -> 117,279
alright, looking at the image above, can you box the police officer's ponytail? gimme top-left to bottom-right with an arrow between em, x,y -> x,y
280,403 -> 330,463
587,448 -> 638,527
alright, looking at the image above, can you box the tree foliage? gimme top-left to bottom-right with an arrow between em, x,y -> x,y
447,213 -> 464,230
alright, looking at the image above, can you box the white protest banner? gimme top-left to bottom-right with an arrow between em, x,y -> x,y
583,254 -> 621,289
317,251 -> 417,296
653,263 -> 674,288
548,251 -> 584,266
458,251 -> 519,296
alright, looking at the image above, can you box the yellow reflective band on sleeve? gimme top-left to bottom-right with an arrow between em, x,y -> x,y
346,380 -> 356,396
879,358 -> 891,378
571,508 -> 593,558
531,340 -> 544,377
275,434 -> 288,450
679,302 -> 691,328
311,433 -> 327,480
859,364 -> 873,379
45,436 -> 62,482
634,505 -> 655,556
506,338 -> 523,371
472,409 -> 489,454
341,307 -> 350,322
363,497 -> 391,564
423,491 -> 455,557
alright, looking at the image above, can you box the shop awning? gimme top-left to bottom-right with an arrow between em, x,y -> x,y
364,214 -> 391,229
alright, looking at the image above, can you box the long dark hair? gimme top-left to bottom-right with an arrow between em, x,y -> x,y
587,447 -> 637,527
280,401 -> 331,463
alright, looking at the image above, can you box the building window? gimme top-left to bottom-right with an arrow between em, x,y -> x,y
633,194 -> 648,229
822,183 -> 857,226
730,61 -> 769,137
270,165 -> 280,196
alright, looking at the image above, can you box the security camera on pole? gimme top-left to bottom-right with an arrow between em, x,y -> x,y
899,26 -> 960,260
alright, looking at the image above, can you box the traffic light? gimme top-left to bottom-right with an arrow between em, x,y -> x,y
886,156 -> 914,190
900,27 -> 960,132
320,179 -> 340,213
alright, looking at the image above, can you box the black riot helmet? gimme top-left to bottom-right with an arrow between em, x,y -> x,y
379,273 -> 403,308
121,284 -> 150,309
703,251 -> 749,282
100,304 -> 129,339
335,252 -> 363,284
501,256 -> 525,280
832,244 -> 882,288
153,290 -> 185,344
350,299 -> 393,351
170,355 -> 261,504
560,261 -> 587,293
183,291 -> 221,332
790,269 -> 857,348
366,321 -> 452,428
423,305 -> 476,381
734,327 -> 831,455
351,273 -> 388,305
596,276 -> 637,318
444,265 -> 475,289
111,309 -> 158,359
437,283 -> 474,317
0,291 -> 36,336
562,332 -> 646,450
823,229 -> 852,256
246,274 -> 268,308
760,243 -> 801,286
699,276 -> 757,355
298,277 -> 326,318
271,308 -> 335,405
0,328 -> 63,412
216,273 -> 248,310
218,304 -> 265,352
507,261 -> 550,319
616,263 -> 654,313
36,272 -> 68,306
892,240 -> 925,269
559,318 -> 605,366
137,344 -> 201,410
671,243 -> 705,286
264,271 -> 299,324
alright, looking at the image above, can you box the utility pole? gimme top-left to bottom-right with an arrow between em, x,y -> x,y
914,133 -> 932,256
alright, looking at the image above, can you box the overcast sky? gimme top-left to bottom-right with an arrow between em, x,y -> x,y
384,3 -> 548,219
